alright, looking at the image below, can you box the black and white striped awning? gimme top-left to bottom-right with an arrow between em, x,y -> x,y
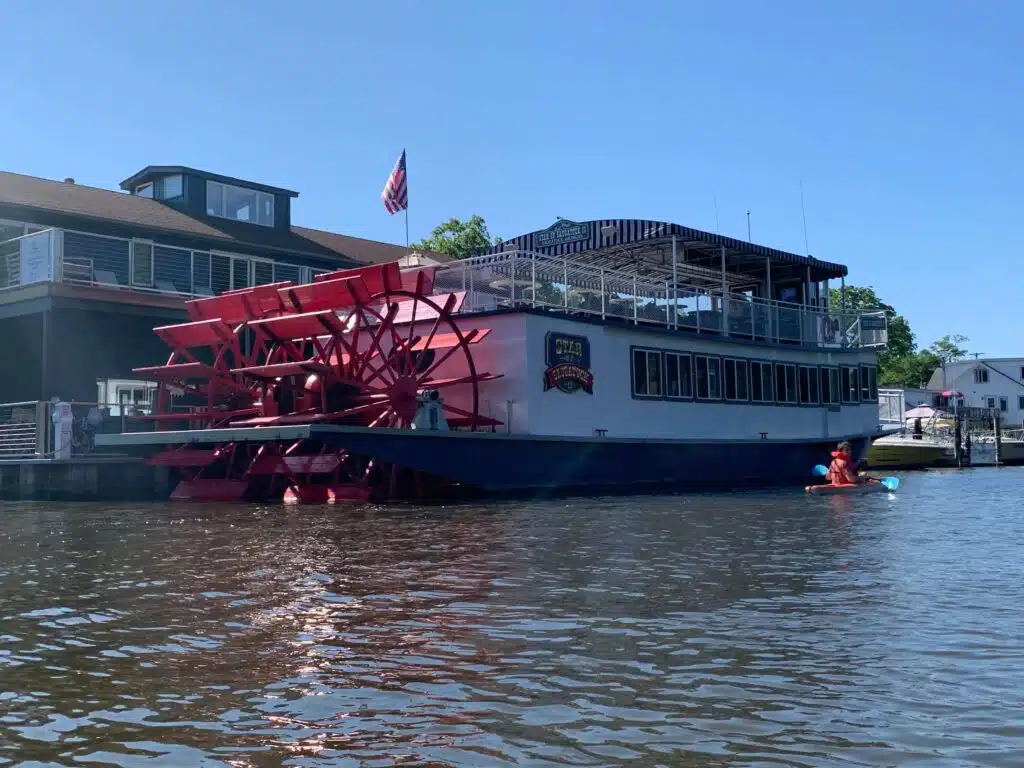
488,218 -> 847,282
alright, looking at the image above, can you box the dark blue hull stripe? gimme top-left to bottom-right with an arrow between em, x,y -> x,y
307,427 -> 871,491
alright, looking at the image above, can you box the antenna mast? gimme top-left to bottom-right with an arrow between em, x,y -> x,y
799,178 -> 810,255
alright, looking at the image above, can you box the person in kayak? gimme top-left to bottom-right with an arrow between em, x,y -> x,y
827,441 -> 868,486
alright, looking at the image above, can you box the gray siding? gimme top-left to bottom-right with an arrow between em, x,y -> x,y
183,174 -> 206,217
274,195 -> 291,230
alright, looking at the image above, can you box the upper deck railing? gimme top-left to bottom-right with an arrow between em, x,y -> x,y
0,230 -> 887,350
0,228 -> 330,299
433,250 -> 888,349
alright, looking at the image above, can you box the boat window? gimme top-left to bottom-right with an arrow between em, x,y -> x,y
841,366 -> 860,403
799,366 -> 820,405
860,365 -> 878,402
821,366 -> 841,405
665,352 -> 693,399
695,356 -> 722,400
750,362 -> 774,403
774,363 -> 798,405
724,359 -> 749,401
632,348 -> 662,397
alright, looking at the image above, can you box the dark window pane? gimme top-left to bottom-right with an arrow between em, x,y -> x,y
633,350 -> 647,395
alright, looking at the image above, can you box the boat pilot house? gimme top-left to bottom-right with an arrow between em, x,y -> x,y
0,166 -> 426,407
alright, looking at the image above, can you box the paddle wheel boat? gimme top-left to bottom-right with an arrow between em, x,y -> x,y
96,218 -> 889,502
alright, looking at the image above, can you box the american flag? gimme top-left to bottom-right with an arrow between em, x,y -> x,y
381,149 -> 408,215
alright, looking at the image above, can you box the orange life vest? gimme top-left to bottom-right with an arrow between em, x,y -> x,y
827,450 -> 856,485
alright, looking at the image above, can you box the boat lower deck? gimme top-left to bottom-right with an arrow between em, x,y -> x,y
96,425 -> 876,495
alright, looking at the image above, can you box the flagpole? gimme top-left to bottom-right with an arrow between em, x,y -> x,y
404,150 -> 409,247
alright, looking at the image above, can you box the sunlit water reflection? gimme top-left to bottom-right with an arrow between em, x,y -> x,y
1,467 -> 1023,766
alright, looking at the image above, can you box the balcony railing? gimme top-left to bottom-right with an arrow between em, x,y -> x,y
0,229 -> 887,349
433,250 -> 888,349
0,227 -> 328,298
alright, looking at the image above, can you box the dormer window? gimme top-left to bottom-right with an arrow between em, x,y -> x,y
134,176 -> 182,201
163,174 -> 183,200
206,180 -> 274,227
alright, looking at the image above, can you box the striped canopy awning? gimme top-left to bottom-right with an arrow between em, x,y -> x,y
488,218 -> 847,285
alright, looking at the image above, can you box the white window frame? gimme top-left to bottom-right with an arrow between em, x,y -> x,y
798,365 -> 820,405
974,368 -> 989,384
750,361 -> 775,404
631,348 -> 663,398
724,357 -> 749,402
694,355 -> 722,401
841,365 -> 860,404
821,366 -> 841,406
775,363 -> 799,405
130,239 -> 154,287
161,174 -> 183,200
206,180 -> 275,227
664,351 -> 693,400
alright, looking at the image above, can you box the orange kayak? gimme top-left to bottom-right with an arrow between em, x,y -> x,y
805,481 -> 890,495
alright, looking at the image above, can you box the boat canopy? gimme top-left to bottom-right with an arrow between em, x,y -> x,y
489,218 -> 848,288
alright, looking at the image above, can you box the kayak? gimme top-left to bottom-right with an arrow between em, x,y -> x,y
805,481 -> 891,495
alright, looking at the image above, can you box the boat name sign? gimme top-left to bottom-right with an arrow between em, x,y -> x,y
534,219 -> 590,249
544,332 -> 594,394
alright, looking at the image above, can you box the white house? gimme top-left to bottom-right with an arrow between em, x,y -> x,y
926,358 -> 1024,424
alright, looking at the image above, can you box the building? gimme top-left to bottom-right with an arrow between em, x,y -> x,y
0,165 -> 442,405
926,358 -> 1024,424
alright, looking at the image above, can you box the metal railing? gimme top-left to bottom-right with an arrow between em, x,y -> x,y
433,250 -> 888,349
0,400 -> 155,460
0,402 -> 45,458
0,227 -> 330,299
878,388 -> 906,424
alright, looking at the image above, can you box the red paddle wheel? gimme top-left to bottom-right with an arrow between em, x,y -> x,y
134,262 -> 502,503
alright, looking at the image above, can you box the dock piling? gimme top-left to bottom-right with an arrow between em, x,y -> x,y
954,411 -> 964,468
995,411 -> 1003,465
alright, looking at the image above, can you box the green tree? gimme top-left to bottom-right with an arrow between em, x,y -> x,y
828,285 -> 968,388
927,334 -> 968,364
412,215 -> 493,260
881,349 -> 942,389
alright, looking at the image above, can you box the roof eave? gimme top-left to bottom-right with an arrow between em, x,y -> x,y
119,166 -> 299,198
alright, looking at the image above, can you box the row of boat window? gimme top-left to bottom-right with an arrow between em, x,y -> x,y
631,347 -> 879,406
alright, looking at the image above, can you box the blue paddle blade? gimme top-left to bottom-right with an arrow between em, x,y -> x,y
812,464 -> 829,476
881,477 -> 899,491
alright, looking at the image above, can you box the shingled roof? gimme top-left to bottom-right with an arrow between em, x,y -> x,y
0,171 -> 449,265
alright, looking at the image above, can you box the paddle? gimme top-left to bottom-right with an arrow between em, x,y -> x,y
812,464 -> 899,491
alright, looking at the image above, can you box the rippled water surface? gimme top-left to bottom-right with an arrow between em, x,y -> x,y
2,468 -> 1024,766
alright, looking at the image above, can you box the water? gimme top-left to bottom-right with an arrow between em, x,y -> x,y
1,468 -> 1023,766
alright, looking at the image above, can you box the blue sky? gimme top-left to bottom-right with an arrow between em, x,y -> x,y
2,1 -> 1019,354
